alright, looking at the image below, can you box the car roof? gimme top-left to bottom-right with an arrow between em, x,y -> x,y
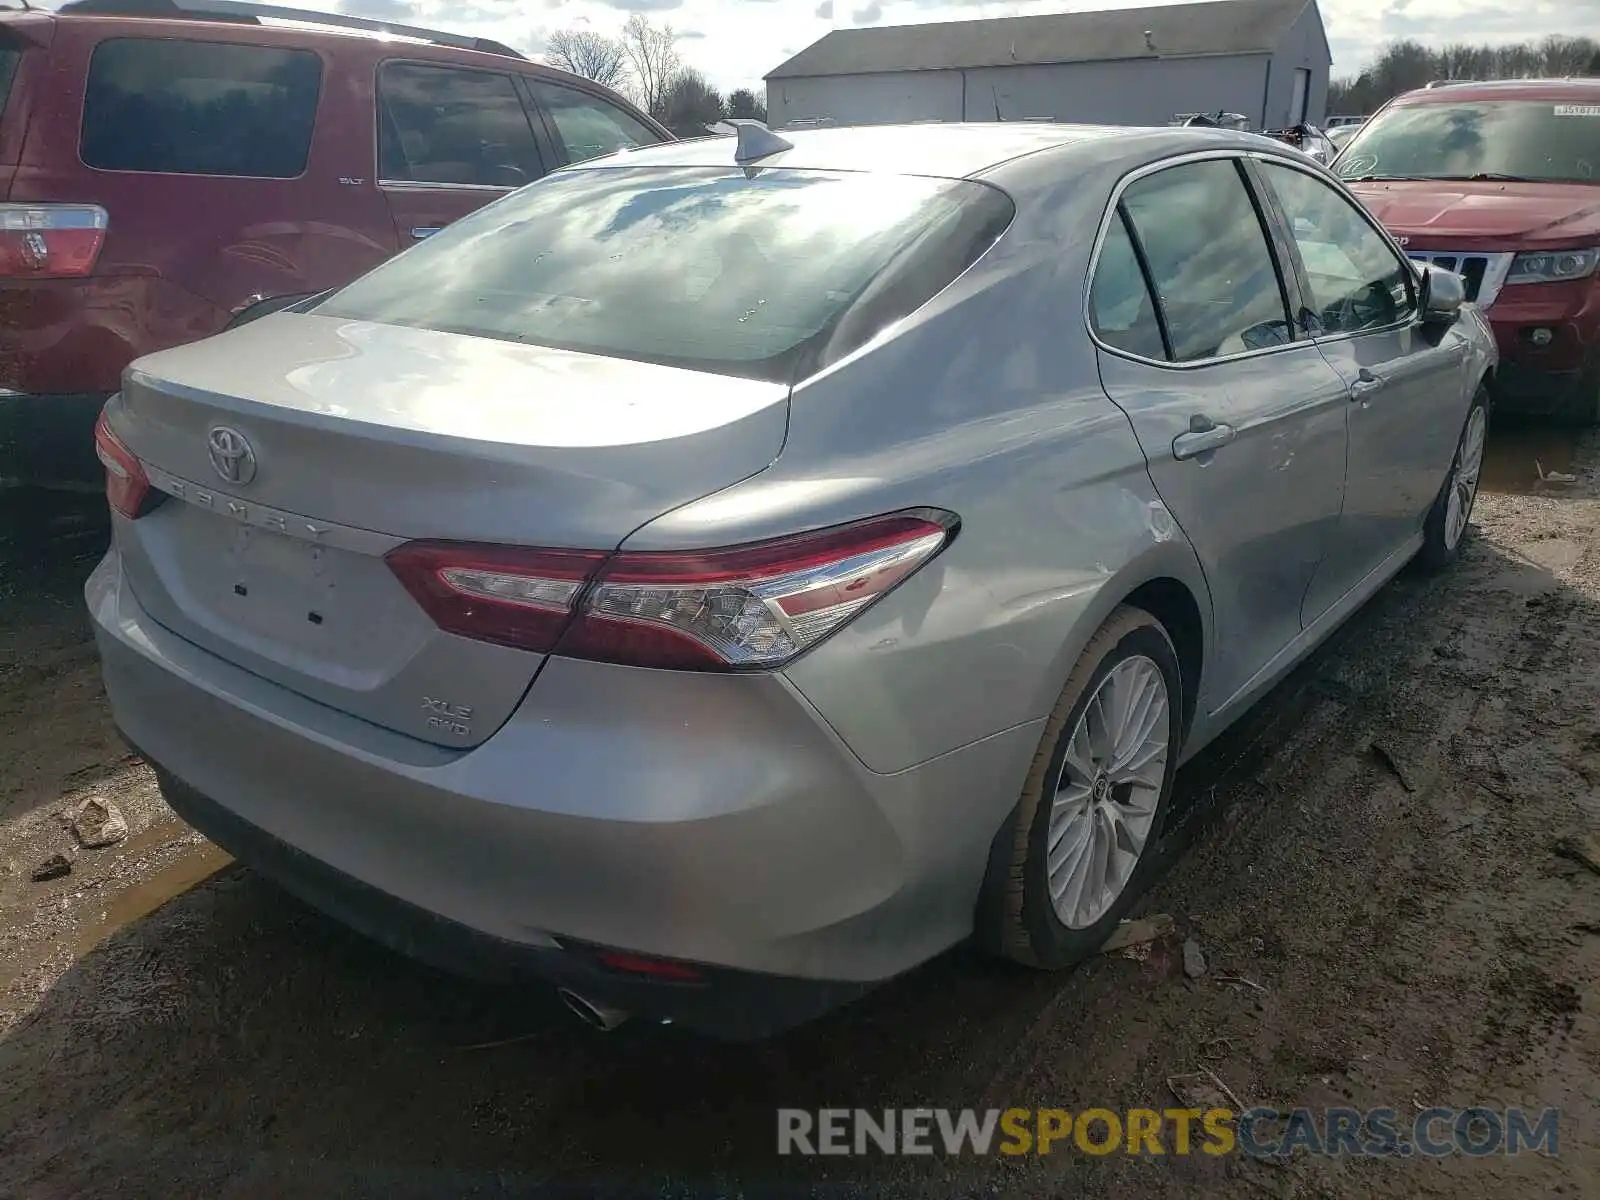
33,1 -> 555,79
1392,78 -> 1600,105
564,121 -> 1281,180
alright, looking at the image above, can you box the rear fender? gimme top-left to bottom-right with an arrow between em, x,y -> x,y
1030,533 -> 1215,752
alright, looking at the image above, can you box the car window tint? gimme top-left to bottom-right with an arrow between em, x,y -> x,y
314,167 -> 1013,384
378,63 -> 544,188
1120,159 -> 1293,363
80,39 -> 321,177
1090,213 -> 1167,360
526,81 -> 660,164
1258,161 -> 1414,335
0,44 -> 20,117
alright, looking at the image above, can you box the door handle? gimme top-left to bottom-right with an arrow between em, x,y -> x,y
1348,368 -> 1385,400
411,227 -> 442,240
1172,417 -> 1236,461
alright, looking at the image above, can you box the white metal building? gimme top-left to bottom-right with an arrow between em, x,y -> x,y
765,0 -> 1332,132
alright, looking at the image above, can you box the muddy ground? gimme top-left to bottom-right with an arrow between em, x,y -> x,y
0,422 -> 1597,1198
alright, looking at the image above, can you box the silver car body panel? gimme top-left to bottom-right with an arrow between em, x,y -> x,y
88,122 -> 1497,991
90,555 -> 1043,981
107,321 -> 789,746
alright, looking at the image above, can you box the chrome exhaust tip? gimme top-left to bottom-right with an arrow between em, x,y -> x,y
558,988 -> 630,1032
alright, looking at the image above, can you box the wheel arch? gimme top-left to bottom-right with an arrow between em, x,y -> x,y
1033,539 -> 1214,747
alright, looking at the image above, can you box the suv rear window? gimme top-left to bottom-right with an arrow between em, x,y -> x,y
314,167 -> 1015,383
0,44 -> 19,118
81,39 -> 322,178
1335,99 -> 1600,185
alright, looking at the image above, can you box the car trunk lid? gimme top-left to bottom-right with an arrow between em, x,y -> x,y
109,313 -> 790,748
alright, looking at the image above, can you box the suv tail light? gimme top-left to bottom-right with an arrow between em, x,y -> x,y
93,409 -> 150,519
385,511 -> 955,670
0,204 -> 108,279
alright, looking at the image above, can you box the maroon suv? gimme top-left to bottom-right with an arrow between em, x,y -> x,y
0,0 -> 669,487
1335,79 -> 1600,423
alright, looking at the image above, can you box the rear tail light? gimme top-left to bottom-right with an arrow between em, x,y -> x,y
385,543 -> 608,654
0,204 -> 108,279
563,513 -> 953,670
93,408 -> 151,519
385,510 -> 955,670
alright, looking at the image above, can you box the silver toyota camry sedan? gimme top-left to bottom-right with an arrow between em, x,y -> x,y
87,121 -> 1496,1038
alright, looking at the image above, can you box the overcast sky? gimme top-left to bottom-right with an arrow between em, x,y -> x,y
322,0 -> 1596,98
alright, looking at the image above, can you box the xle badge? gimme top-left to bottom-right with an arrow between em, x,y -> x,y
422,696 -> 474,738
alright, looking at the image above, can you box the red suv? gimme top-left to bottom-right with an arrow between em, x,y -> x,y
0,0 -> 670,488
1335,79 -> 1600,423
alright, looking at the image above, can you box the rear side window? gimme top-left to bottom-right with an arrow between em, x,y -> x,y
81,39 -> 322,178
1089,212 -> 1167,360
378,62 -> 545,188
525,81 -> 659,164
0,45 -> 19,119
1119,159 -> 1293,363
315,167 -> 1014,383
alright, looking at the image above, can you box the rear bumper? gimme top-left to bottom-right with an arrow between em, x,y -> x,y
148,764 -> 869,1039
0,390 -> 109,487
88,550 -> 1040,1033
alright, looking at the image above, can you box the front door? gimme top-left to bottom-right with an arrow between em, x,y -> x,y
1091,156 -> 1351,711
1253,159 -> 1471,622
375,60 -> 552,249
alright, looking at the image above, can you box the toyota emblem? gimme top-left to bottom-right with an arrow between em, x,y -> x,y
207,425 -> 258,486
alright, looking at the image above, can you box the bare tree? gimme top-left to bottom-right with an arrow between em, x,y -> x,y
620,13 -> 681,119
545,29 -> 629,91
1329,34 -> 1600,114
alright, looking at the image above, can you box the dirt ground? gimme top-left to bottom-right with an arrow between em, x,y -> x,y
1,421 -> 1598,1199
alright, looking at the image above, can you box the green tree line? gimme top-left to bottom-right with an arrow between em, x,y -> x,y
1328,35 -> 1600,116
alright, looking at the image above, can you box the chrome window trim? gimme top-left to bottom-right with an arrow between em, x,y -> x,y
1082,148 -> 1315,372
376,179 -> 517,193
1246,151 -> 1421,346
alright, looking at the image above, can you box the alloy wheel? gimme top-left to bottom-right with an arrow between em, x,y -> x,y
1046,655 -> 1170,930
1445,405 -> 1487,551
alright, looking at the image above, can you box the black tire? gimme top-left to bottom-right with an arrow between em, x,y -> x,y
981,605 -> 1184,969
1416,384 -> 1490,572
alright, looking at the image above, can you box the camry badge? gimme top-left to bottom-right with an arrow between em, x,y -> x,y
207,426 -> 258,486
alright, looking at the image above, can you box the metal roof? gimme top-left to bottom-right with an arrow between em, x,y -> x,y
564,120 -> 1265,180
766,0 -> 1313,80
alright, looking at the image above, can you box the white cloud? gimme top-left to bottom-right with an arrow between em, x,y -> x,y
316,0 -> 1595,99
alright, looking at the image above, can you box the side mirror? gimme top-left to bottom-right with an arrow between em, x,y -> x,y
1417,264 -> 1464,327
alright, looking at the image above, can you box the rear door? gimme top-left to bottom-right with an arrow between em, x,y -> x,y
521,78 -> 666,166
376,59 -> 553,248
1091,155 -> 1351,712
1253,157 -> 1470,620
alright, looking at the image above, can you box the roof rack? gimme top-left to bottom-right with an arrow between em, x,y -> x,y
54,0 -> 527,59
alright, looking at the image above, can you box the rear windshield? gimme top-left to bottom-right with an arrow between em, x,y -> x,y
313,166 -> 1015,383
1336,100 -> 1600,185
81,39 -> 322,178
